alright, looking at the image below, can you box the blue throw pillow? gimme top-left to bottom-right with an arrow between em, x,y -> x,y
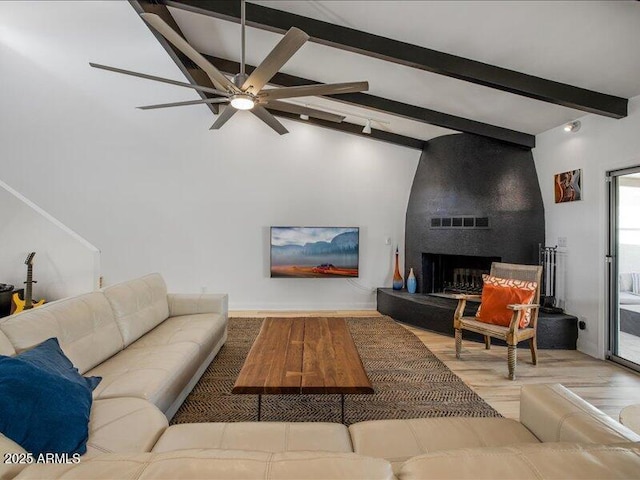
18,338 -> 101,391
0,356 -> 91,456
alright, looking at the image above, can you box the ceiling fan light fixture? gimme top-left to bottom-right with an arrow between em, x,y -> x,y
362,119 -> 372,134
230,94 -> 255,110
564,120 -> 581,133
95,9 -> 367,135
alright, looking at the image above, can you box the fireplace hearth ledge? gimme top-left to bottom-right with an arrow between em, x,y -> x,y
377,288 -> 578,350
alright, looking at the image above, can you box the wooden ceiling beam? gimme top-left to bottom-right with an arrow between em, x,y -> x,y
165,0 -> 627,119
129,0 -> 219,114
206,56 -> 535,148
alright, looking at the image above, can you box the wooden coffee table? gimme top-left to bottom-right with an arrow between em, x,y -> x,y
232,317 -> 374,423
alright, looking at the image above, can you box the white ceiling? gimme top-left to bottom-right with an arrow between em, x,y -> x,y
166,0 -> 640,141
5,1 -> 637,146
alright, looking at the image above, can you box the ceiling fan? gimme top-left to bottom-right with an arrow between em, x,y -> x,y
90,1 -> 369,134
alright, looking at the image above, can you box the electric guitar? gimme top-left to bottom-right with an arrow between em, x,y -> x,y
10,252 -> 45,314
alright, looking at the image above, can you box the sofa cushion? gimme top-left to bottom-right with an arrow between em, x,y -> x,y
620,273 -> 633,292
87,342 -> 200,413
349,418 -> 539,472
167,293 -> 228,317
127,313 -> 226,361
396,442 -> 640,480
18,338 -> 101,391
103,274 -> 170,347
152,422 -> 352,453
16,450 -> 393,480
0,356 -> 91,457
620,291 -> 640,305
86,398 -> 168,456
0,292 -> 122,374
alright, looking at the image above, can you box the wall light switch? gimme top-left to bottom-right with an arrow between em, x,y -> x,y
385,237 -> 391,245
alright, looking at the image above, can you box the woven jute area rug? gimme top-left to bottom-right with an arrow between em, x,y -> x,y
171,316 -> 500,425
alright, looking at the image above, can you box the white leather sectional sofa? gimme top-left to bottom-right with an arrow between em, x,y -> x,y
1,274 -> 640,479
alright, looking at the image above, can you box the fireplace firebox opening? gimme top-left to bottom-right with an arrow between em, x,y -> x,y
422,253 -> 501,294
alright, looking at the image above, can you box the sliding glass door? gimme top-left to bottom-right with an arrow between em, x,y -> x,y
608,167 -> 640,370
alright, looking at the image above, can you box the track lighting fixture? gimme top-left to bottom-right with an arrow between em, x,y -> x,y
362,119 -> 372,134
564,121 -> 581,133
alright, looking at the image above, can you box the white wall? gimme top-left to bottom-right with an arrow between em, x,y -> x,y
533,96 -> 640,358
0,1 -> 419,310
0,181 -> 100,301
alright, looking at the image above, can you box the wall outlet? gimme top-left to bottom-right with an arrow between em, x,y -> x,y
578,317 -> 587,330
558,236 -> 567,248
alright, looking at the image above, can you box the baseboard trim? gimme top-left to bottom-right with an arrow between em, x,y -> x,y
229,302 -> 377,311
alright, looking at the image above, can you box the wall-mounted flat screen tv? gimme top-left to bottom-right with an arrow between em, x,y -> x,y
270,227 -> 359,278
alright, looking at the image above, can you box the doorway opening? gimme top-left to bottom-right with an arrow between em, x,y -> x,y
608,167 -> 640,370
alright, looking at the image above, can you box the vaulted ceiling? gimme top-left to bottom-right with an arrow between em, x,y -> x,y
130,0 -> 640,150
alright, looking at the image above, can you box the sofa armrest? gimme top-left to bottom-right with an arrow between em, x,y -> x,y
520,384 -> 640,444
167,294 -> 228,317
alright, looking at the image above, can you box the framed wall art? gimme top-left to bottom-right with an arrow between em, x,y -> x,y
554,169 -> 582,203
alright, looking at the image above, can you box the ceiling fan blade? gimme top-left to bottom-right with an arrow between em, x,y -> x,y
265,101 -> 345,123
259,81 -> 369,101
140,13 -> 239,93
137,98 -> 230,110
210,106 -> 238,130
90,63 -> 230,97
251,106 -> 289,135
242,27 -> 309,94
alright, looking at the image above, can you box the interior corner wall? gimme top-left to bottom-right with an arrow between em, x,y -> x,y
533,95 -> 640,358
0,183 -> 100,301
0,1 -> 419,310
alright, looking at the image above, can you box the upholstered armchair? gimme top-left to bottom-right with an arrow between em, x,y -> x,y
453,262 -> 543,380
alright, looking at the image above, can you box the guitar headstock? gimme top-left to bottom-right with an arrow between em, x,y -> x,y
24,252 -> 36,266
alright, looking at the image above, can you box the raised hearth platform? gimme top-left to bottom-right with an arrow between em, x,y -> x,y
377,288 -> 578,349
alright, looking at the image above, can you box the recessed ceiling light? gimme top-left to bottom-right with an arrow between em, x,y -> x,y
564,121 -> 581,133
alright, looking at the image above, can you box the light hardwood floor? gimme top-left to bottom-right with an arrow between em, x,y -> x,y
230,310 -> 640,421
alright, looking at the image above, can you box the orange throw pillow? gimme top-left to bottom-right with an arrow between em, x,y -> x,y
476,275 -> 537,328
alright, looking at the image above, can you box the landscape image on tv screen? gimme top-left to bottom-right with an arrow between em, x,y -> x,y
270,227 -> 359,278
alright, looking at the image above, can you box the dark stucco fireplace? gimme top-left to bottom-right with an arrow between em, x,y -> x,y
377,133 -> 578,349
404,133 -> 545,294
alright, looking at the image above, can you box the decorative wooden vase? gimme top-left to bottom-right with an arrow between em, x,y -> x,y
393,247 -> 403,290
407,268 -> 417,293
